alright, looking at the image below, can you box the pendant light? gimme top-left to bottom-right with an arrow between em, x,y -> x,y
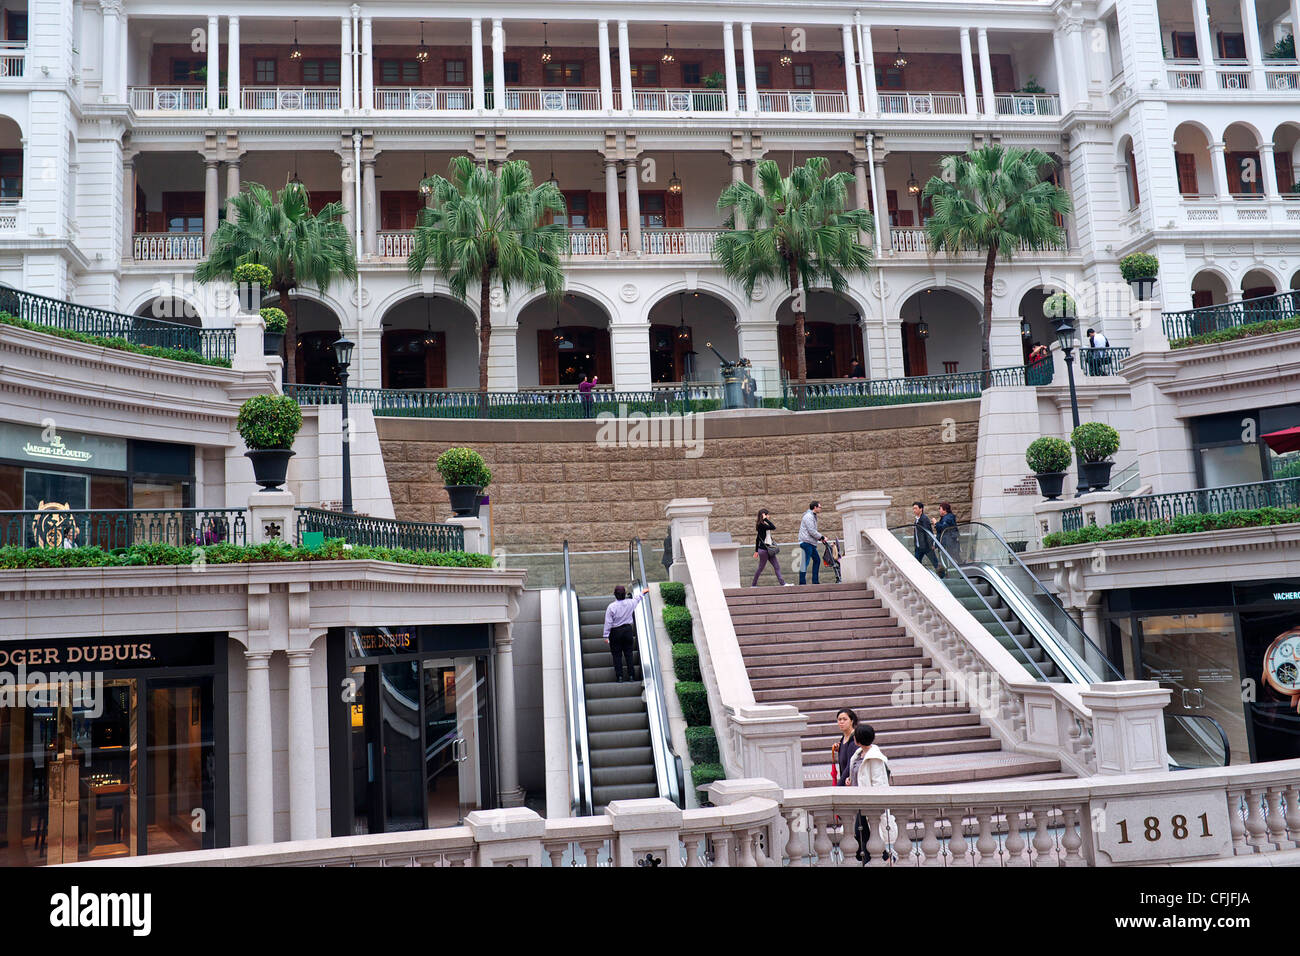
917,300 -> 930,340
1020,317 -> 1033,339
780,27 -> 793,67
416,22 -> 430,63
552,301 -> 565,346
893,29 -> 907,69
907,154 -> 921,196
418,152 -> 432,195
676,293 -> 690,341
288,151 -> 303,187
668,152 -> 682,195
547,152 -> 559,188
290,20 -> 303,60
661,25 -> 675,64
541,22 -> 553,64
423,296 -> 436,347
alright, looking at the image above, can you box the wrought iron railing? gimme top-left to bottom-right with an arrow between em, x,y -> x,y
1079,347 -> 1130,376
1061,507 -> 1084,533
1110,476 -> 1300,523
0,287 -> 235,363
1162,290 -> 1299,341
295,507 -> 465,552
285,384 -> 708,418
781,360 -> 1053,410
0,508 -> 248,550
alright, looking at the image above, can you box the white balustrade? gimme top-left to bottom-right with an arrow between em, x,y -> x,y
567,230 -> 609,256
1265,67 -> 1300,90
130,87 -> 207,111
504,88 -> 601,111
132,233 -> 205,261
376,231 -> 414,258
890,228 -> 1067,255
639,229 -> 721,255
1217,69 -> 1252,89
631,89 -> 728,112
0,202 -> 23,233
241,87 -> 342,110
0,44 -> 24,78
373,87 -> 473,111
993,93 -> 1061,115
878,91 -> 966,114
1167,69 -> 1204,89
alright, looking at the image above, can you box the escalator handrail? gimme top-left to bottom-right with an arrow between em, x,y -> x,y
633,539 -> 685,809
955,520 -> 1123,680
561,541 -> 594,816
1168,713 -> 1231,769
888,524 -> 1053,682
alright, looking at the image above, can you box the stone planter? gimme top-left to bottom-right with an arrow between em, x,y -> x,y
1079,460 -> 1115,493
236,282 -> 263,313
245,448 -> 295,491
1128,277 -> 1157,301
444,485 -> 482,517
263,331 -> 284,357
1034,471 -> 1068,501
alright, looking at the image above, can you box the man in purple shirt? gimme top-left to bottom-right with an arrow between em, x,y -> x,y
578,374 -> 597,418
603,585 -> 650,683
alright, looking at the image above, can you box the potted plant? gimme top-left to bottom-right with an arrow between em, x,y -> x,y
1043,291 -> 1077,318
1120,253 -> 1159,301
237,393 -> 303,491
1071,421 -> 1121,492
232,262 -> 273,313
1026,436 -> 1073,501
436,446 -> 492,517
260,307 -> 287,356
1017,76 -> 1046,94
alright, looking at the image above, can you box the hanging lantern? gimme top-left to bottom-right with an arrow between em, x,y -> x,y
541,22 -> 553,64
676,294 -> 691,340
917,315 -> 930,339
907,172 -> 921,196
547,152 -> 559,188
780,27 -> 793,67
1020,317 -> 1033,339
290,20 -> 303,60
893,29 -> 907,69
417,22 -> 430,63
661,25 -> 675,64
668,152 -> 682,194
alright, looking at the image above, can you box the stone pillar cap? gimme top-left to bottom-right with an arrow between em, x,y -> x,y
1080,680 -> 1172,707
465,806 -> 546,841
604,797 -> 683,830
665,498 -> 713,518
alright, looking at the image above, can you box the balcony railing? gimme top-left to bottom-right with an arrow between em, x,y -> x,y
780,360 -> 1052,411
0,286 -> 235,363
992,93 -> 1060,115
640,228 -> 721,255
878,91 -> 966,114
132,233 -> 205,261
0,41 -> 24,78
1079,347 -> 1130,376
1110,476 -> 1300,524
241,87 -> 341,110
377,230 -> 415,258
1265,65 -> 1300,90
130,86 -> 208,111
285,383 -> 711,419
0,508 -> 247,550
1162,290 -> 1299,340
889,228 -> 1068,255
373,87 -> 472,110
295,507 -> 464,552
1217,68 -> 1252,89
629,89 -> 727,112
496,88 -> 602,111
567,229 -> 619,255
0,201 -> 23,232
734,90 -> 849,113
1167,67 -> 1205,89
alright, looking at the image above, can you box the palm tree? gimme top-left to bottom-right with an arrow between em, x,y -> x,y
407,157 -> 567,411
922,144 -> 1071,381
196,181 -> 356,384
714,157 -> 872,407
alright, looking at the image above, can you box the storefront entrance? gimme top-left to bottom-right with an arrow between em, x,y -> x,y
329,625 -> 496,836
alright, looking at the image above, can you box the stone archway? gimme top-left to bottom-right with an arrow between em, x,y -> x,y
379,294 -> 479,389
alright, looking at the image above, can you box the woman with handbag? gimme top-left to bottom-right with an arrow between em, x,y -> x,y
751,509 -> 790,587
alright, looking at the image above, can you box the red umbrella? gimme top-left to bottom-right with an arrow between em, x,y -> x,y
1263,427 -> 1300,455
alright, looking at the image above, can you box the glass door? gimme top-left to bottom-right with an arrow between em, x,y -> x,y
422,656 -> 488,827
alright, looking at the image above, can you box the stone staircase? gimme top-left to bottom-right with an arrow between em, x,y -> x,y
724,582 -> 1066,786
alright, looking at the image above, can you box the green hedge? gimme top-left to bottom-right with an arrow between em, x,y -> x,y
662,604 -> 693,643
0,539 -> 496,570
659,581 -> 686,606
675,681 -> 710,725
1041,507 -> 1300,548
0,312 -> 233,368
671,642 -> 701,682
690,762 -> 726,790
1170,315 -> 1300,350
685,726 -> 719,765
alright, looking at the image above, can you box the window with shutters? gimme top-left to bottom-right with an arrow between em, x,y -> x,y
544,62 -> 584,85
1175,152 -> 1200,196
380,60 -> 421,85
876,67 -> 904,90
641,193 -> 666,228
1126,149 -> 1141,207
445,59 -> 466,84
0,151 -> 22,200
307,191 -> 341,216
503,61 -> 521,84
1217,33 -> 1246,59
5,12 -> 26,42
630,63 -> 659,86
381,192 -> 424,230
557,192 -> 589,228
792,64 -> 813,88
171,59 -> 197,84
302,59 -> 341,85
1170,32 -> 1198,59
163,192 -> 203,233
681,63 -> 702,85
254,59 -> 277,84
755,63 -> 771,87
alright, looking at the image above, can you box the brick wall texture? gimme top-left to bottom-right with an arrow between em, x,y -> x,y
377,400 -> 980,553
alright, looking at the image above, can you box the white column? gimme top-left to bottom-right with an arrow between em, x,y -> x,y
604,157 -> 621,256
730,158 -> 747,229
609,321 -> 652,389
118,13 -> 128,99
340,154 -> 356,236
624,158 -> 641,255
741,22 -> 758,114
207,16 -> 219,110
204,159 -> 219,240
362,157 -> 377,255
598,21 -> 613,111
859,24 -> 877,113
471,18 -> 485,110
227,16 -> 240,112
340,17 -> 353,112
1240,0 -> 1266,88
122,155 -> 135,258
1210,142 -> 1232,197
723,22 -> 740,112
874,160 -> 889,234
360,17 -> 374,112
244,651 -> 274,846
960,27 -> 978,115
494,624 -> 525,807
225,157 -> 240,223
492,18 -> 506,113
287,649 -> 317,841
1292,0 -> 1300,70
617,21 -> 633,113
841,24 -> 861,112
1067,22 -> 1089,106
1259,143 -> 1280,197
100,0 -> 119,102
853,159 -> 870,210
1192,0 -> 1216,79
1052,31 -> 1071,107
977,27 -> 996,118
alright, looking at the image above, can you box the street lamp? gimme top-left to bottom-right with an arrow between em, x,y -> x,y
1053,314 -> 1084,497
333,335 -> 355,514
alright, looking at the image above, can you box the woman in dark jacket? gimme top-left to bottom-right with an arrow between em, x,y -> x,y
934,502 -> 959,564
832,708 -> 858,786
751,509 -> 788,587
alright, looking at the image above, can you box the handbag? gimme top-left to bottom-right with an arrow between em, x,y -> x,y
764,530 -> 780,557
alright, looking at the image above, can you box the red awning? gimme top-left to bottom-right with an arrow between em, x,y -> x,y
1262,427 -> 1300,454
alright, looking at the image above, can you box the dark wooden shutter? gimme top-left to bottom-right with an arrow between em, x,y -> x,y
595,328 -> 612,385
588,193 -> 607,229
833,324 -> 855,377
673,326 -> 693,380
537,328 -> 558,386
381,333 -> 391,388
777,324 -> 797,377
901,323 -> 928,377
665,189 -> 684,228
1127,150 -> 1140,205
1191,289 -> 1214,309
426,332 -> 447,388
1277,161 -> 1295,196
1175,153 -> 1199,196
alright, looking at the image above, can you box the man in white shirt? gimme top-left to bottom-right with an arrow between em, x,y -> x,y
1086,327 -> 1110,375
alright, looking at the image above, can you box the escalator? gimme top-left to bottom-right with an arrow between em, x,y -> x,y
561,541 -> 684,816
895,521 -> 1230,769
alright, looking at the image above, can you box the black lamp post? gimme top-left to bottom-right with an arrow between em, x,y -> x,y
333,335 -> 355,514
1053,315 -> 1084,497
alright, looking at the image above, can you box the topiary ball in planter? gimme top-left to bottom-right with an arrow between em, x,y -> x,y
435,446 -> 492,517
233,263 -> 273,313
1026,436 -> 1073,501
259,307 -> 287,356
238,393 -> 303,491
1120,253 -> 1159,301
1071,421 -> 1121,492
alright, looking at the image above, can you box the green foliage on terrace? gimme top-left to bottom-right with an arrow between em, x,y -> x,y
1041,507 -> 1300,548
1170,315 -> 1300,350
0,312 -> 232,368
0,538 -> 496,569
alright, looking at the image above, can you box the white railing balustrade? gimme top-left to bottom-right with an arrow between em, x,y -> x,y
0,44 -> 24,78
376,231 -> 414,258
241,87 -> 341,110
890,228 -> 1068,255
132,233 -> 205,261
1265,67 -> 1300,90
568,230 -> 610,256
631,89 -> 728,112
994,93 -> 1061,115
373,87 -> 472,110
879,91 -> 966,114
505,88 -> 601,111
640,229 -> 721,255
1168,69 -> 1204,89
1217,70 -> 1251,89
130,87 -> 207,111
0,202 -> 23,232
